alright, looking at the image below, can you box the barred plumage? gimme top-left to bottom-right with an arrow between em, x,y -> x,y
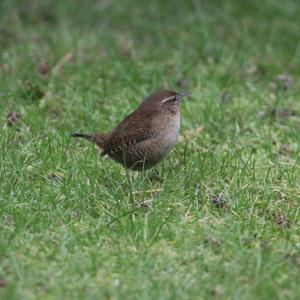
71,89 -> 186,171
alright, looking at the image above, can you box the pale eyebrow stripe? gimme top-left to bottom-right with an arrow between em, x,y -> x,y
162,95 -> 176,103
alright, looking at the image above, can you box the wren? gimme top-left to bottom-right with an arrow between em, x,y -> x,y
71,90 -> 187,171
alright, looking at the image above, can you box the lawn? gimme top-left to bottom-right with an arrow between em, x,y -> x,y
1,0 -> 300,299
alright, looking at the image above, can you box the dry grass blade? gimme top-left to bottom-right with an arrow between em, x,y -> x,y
179,126 -> 204,142
52,52 -> 75,75
132,188 -> 163,195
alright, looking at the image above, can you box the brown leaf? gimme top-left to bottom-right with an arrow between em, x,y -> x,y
211,285 -> 223,296
211,193 -> 227,208
275,214 -> 289,228
6,112 -> 21,126
0,279 -> 8,288
37,61 -> 49,75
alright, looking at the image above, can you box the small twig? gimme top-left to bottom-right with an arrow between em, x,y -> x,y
52,52 -> 75,76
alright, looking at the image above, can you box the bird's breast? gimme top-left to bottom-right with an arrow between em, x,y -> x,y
150,112 -> 180,158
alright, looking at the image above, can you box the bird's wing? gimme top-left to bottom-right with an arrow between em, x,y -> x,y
101,111 -> 154,155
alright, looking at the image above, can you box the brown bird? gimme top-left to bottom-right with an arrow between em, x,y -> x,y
71,90 -> 188,171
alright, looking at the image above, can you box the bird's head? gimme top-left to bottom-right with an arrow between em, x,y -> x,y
143,89 -> 189,114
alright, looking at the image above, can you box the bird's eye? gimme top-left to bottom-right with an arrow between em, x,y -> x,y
170,95 -> 179,103
162,95 -> 179,103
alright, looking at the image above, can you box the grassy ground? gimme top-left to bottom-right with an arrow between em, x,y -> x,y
1,0 -> 300,299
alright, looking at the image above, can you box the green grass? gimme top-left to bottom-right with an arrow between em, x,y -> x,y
1,0 -> 300,299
